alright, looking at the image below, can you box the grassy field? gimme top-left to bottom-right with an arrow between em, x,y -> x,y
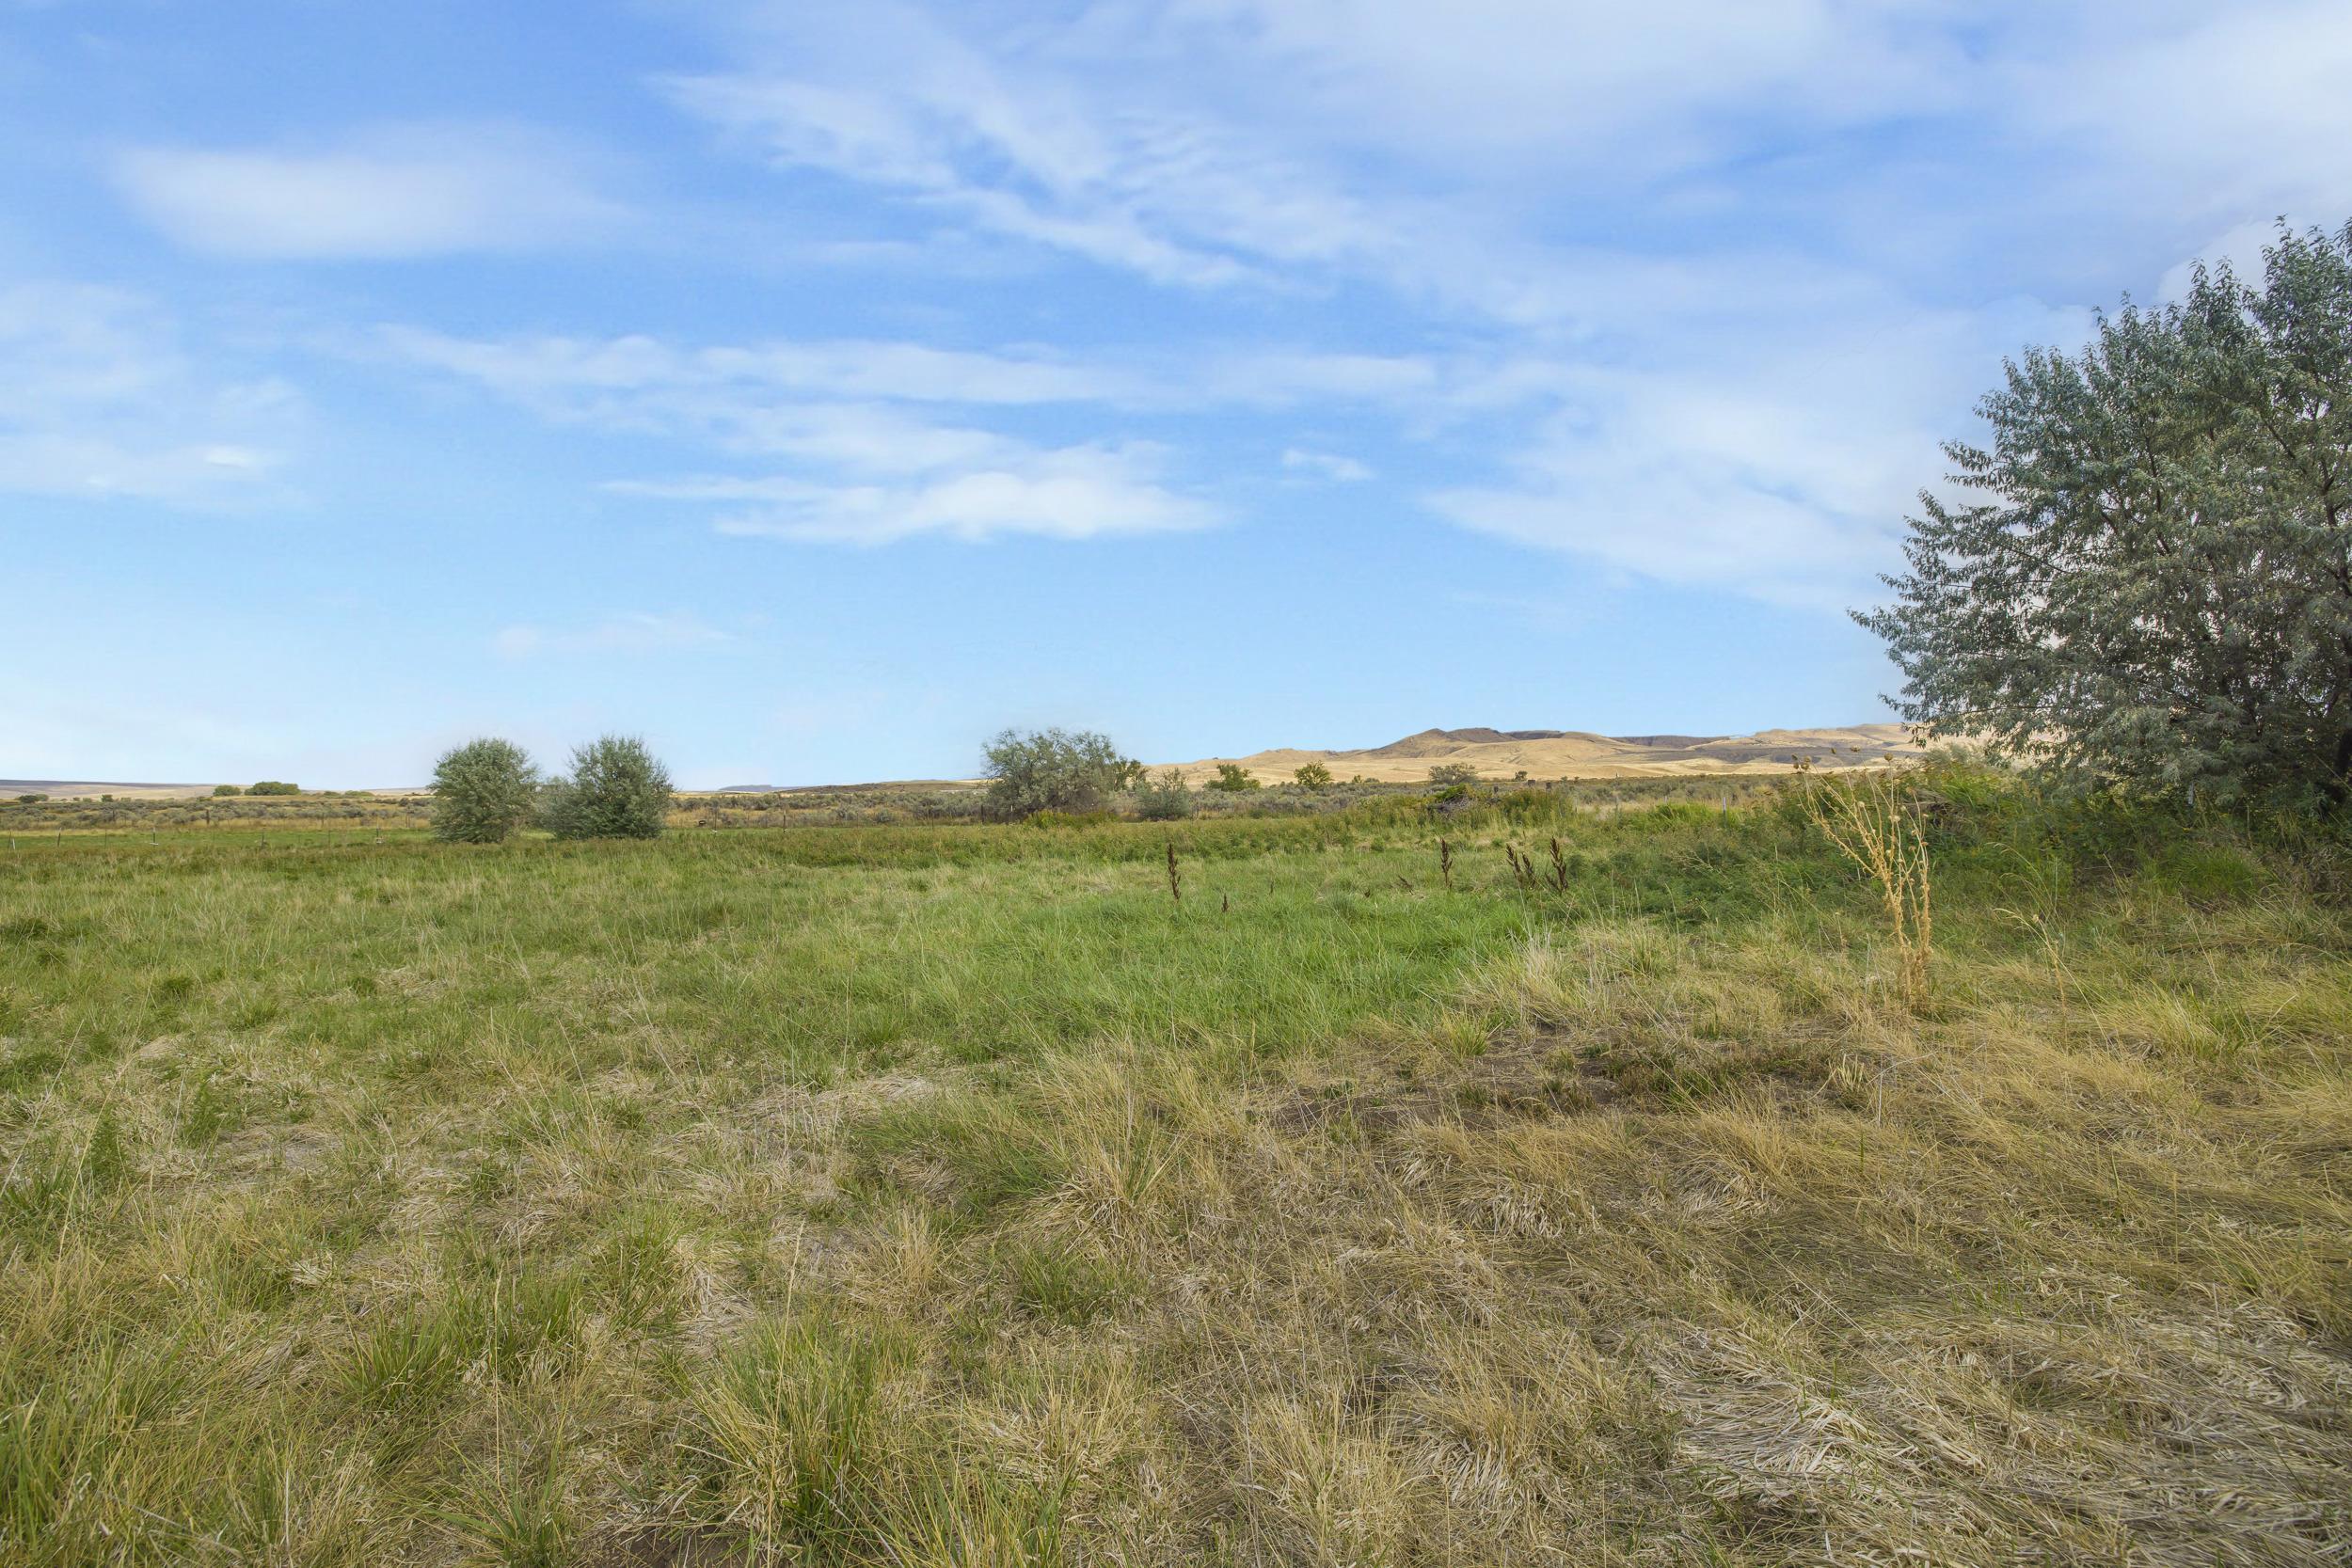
2,772 -> 2348,1565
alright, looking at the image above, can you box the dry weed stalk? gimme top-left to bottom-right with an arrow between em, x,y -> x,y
1801,762 -> 1933,1009
1165,839 -> 1182,906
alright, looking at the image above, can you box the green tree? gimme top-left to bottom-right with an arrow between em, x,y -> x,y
212,784 -> 242,797
542,736 -> 673,840
1427,762 -> 1480,786
1865,221 -> 2352,809
429,737 -> 540,844
1207,763 -> 1261,792
980,728 -> 1135,818
1293,761 -> 1334,790
246,781 -> 300,796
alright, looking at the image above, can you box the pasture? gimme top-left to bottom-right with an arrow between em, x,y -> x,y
2,775 -> 2348,1565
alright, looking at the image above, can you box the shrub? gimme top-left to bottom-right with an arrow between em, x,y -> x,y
980,728 -> 1136,819
429,737 -> 540,844
246,781 -> 300,796
1427,762 -> 1481,786
1133,769 -> 1196,820
12,794 -> 45,805
212,784 -> 243,797
542,736 -> 673,840
1293,761 -> 1334,790
1207,763 -> 1261,792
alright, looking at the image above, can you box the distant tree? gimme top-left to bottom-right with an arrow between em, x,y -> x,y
1427,762 -> 1481,786
212,784 -> 243,798
1293,761 -> 1335,791
542,736 -> 673,840
1865,220 -> 2352,810
13,794 -> 46,804
246,781 -> 300,796
429,737 -> 540,844
981,727 -> 1136,818
1207,763 -> 1262,792
1133,768 -> 1196,820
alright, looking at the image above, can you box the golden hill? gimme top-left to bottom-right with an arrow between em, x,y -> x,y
1159,722 -> 1921,785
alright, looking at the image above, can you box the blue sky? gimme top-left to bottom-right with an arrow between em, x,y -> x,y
6,2 -> 2350,787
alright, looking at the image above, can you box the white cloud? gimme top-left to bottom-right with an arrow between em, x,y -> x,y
491,612 -> 730,658
630,443 -> 1216,544
111,123 -> 624,260
0,280 -> 300,505
1427,297 -> 2093,606
1280,447 -> 1371,483
383,323 -> 1224,544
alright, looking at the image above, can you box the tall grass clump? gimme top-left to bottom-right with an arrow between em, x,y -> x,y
1801,762 -> 1932,1007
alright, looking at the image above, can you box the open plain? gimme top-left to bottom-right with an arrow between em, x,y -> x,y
3,768 -> 2346,1565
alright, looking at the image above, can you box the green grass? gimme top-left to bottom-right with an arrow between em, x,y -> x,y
2,774 -> 2348,1564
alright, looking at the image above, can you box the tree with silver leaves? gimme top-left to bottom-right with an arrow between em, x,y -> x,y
429,737 -> 539,844
1864,221 -> 2352,811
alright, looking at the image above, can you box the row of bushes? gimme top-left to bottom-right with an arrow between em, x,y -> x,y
431,736 -> 673,843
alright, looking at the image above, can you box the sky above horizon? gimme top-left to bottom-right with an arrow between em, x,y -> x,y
7,1 -> 2351,787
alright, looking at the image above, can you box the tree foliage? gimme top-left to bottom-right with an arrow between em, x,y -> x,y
429,737 -> 539,844
1207,763 -> 1261,792
1864,221 -> 2352,809
1427,762 -> 1481,787
542,736 -> 673,840
246,781 -> 300,796
981,728 -> 1138,818
1293,761 -> 1335,790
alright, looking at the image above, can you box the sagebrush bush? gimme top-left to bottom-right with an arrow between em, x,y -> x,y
542,736 -> 673,840
981,728 -> 1136,819
1134,769 -> 1195,820
429,737 -> 539,844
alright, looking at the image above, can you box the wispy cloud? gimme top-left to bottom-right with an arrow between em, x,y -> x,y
380,325 -> 1250,543
491,611 -> 730,658
618,442 -> 1215,544
111,122 -> 625,260
0,279 -> 300,505
1281,447 -> 1372,483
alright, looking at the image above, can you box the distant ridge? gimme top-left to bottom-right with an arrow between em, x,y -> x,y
1159,722 -> 1920,785
0,779 -> 209,800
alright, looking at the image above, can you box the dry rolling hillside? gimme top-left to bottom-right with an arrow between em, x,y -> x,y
1161,722 -> 1922,784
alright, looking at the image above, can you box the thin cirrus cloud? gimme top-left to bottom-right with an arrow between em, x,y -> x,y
110,123 -> 625,261
646,0 -> 2352,604
615,443 -> 1218,544
491,612 -> 730,659
383,323 -> 1225,543
0,279 -> 298,505
379,324 -> 1495,543
1281,448 -> 1372,483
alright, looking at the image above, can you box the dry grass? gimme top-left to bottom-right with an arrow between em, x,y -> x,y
2,784 -> 2347,1564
